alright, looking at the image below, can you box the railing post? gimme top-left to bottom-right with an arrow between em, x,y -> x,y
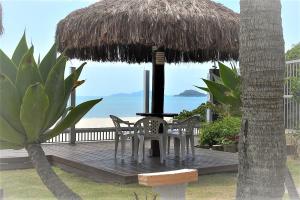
70,67 -> 76,145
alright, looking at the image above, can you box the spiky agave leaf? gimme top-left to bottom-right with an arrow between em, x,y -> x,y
43,55 -> 66,130
0,140 -> 23,150
0,73 -> 23,132
0,50 -> 17,82
194,85 -> 210,93
54,62 -> 86,121
20,83 -> 49,143
39,43 -> 57,83
11,32 -> 29,67
218,62 -> 239,91
41,99 -> 102,142
0,115 -> 25,145
15,47 -> 42,97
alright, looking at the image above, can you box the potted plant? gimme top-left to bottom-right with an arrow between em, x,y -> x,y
221,138 -> 237,153
199,116 -> 241,151
212,144 -> 224,151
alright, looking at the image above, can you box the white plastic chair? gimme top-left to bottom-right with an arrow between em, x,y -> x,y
133,117 -> 168,164
168,115 -> 200,160
110,115 -> 135,160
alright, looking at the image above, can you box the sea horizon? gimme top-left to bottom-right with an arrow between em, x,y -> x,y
76,94 -> 207,118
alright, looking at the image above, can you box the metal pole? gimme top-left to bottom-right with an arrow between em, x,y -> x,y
207,67 -> 220,122
206,71 -> 212,123
144,70 -> 150,113
70,67 -> 76,145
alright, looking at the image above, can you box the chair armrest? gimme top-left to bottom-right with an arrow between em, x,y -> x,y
125,121 -> 135,127
119,120 -> 133,126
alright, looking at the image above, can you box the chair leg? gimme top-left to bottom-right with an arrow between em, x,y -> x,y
163,134 -> 167,157
167,136 -> 171,155
138,135 -> 144,163
174,137 -> 180,158
121,135 -> 126,160
190,135 -> 195,159
143,140 -> 145,161
180,136 -> 186,162
186,136 -> 190,155
115,135 -> 119,158
134,135 -> 139,161
131,136 -> 134,157
159,138 -> 165,164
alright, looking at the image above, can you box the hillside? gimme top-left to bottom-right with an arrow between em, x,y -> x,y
175,90 -> 206,97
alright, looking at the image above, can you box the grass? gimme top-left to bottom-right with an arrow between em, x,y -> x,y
0,159 -> 299,200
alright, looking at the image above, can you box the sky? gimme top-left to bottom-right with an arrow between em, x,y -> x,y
0,0 -> 299,97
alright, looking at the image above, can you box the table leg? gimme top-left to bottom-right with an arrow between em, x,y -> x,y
121,135 -> 125,160
153,183 -> 187,200
174,138 -> 180,157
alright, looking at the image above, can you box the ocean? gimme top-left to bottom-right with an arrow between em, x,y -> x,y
77,95 -> 207,118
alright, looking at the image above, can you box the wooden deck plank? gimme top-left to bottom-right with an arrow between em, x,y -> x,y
0,141 -> 238,183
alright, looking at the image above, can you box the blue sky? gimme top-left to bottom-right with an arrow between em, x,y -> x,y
0,0 -> 299,96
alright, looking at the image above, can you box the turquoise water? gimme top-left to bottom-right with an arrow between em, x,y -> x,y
77,95 -> 207,118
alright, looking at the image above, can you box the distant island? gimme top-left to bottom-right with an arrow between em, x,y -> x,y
175,90 -> 206,97
108,91 -> 144,97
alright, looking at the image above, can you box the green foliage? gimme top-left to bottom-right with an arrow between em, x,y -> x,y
196,62 -> 241,117
175,102 -> 228,121
200,117 -> 241,146
0,34 -> 101,149
133,192 -> 157,200
290,76 -> 300,103
286,43 -> 300,61
175,103 -> 208,121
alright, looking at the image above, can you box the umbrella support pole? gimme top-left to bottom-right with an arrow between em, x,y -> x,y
151,47 -> 165,157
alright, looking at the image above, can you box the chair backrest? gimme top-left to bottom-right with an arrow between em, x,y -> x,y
110,115 -> 124,134
178,115 -> 200,135
134,117 -> 168,137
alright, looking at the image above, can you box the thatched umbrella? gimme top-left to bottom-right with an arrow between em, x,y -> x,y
56,0 -> 238,63
0,3 -> 3,35
56,0 -> 239,156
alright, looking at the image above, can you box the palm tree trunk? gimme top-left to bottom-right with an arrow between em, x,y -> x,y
26,144 -> 81,200
236,0 -> 286,199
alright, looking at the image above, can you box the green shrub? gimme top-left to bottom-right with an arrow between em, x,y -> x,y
175,102 -> 222,122
175,103 -> 206,121
200,117 -> 241,146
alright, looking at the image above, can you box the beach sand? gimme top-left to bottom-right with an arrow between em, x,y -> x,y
76,117 -> 173,128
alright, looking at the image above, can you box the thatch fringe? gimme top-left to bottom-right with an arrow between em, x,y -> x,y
0,3 -> 3,35
56,0 -> 239,63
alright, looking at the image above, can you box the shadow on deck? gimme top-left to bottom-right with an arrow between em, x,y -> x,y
0,142 -> 238,184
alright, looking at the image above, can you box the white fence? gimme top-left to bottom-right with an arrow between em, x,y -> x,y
46,127 -> 201,143
284,59 -> 300,129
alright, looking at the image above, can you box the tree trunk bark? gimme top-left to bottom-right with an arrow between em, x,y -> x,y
236,0 -> 286,200
26,144 -> 81,200
285,168 -> 300,200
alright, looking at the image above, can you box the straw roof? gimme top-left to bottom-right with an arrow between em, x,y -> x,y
0,3 -> 3,35
56,0 -> 239,63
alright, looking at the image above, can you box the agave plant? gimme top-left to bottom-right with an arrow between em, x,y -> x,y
0,33 -> 101,199
133,192 -> 157,200
195,62 -> 241,116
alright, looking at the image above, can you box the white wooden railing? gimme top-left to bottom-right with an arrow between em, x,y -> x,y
46,127 -> 201,143
284,59 -> 300,129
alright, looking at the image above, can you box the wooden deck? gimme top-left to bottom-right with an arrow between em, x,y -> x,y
0,141 -> 238,184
